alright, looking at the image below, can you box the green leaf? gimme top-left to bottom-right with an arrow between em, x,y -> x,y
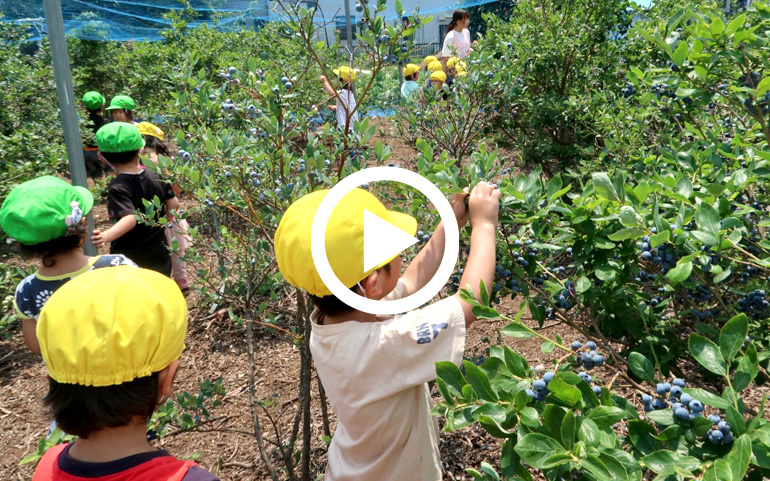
592,172 -> 621,203
650,230 -> 670,248
734,343 -> 759,392
725,435 -> 752,480
547,377 -> 581,406
587,406 -> 626,428
575,276 -> 592,293
560,410 -> 576,450
608,228 -> 646,241
696,202 -> 721,239
578,418 -> 601,447
478,415 -> 512,438
646,409 -> 676,426
725,405 -> 746,436
675,177 -> 693,198
540,341 -> 555,354
670,41 -> 689,66
436,361 -> 466,397
719,313 -> 748,363
501,323 -> 534,339
514,433 -> 567,470
519,407 -> 540,428
541,453 -> 573,469
581,454 -> 611,479
757,76 -> 770,98
643,450 -> 701,474
689,334 -> 727,376
666,260 -> 693,284
627,420 -> 663,455
463,361 -> 498,402
472,305 -> 501,320
436,378 -> 456,405
628,352 -> 655,383
681,388 -> 730,409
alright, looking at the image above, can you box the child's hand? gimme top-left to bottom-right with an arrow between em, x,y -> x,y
468,181 -> 501,228
319,75 -> 327,83
91,229 -> 107,246
449,190 -> 469,227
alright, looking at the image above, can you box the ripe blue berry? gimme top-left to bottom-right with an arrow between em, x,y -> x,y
593,355 -> 604,367
680,393 -> 692,405
718,421 -> 731,434
586,341 -> 597,350
670,386 -> 682,398
543,372 -> 554,384
672,378 -> 685,387
653,399 -> 667,410
709,429 -> 723,443
592,386 -> 602,395
655,384 -> 668,395
708,414 -> 721,424
641,394 -> 652,403
533,379 -> 547,390
722,432 -> 733,443
675,407 -> 689,420
689,400 -> 703,412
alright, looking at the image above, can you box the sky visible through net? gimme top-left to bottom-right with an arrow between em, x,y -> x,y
0,0 -> 651,42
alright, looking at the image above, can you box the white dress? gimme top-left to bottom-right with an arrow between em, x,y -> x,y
335,89 -> 360,132
442,28 -> 471,59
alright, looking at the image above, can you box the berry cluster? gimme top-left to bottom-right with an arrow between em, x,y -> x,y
621,83 -> 637,98
737,289 -> 769,320
571,340 -> 605,370
526,370 -> 555,401
247,104 -> 264,119
706,417 -> 734,445
651,82 -> 677,99
640,237 -> 680,274
177,149 -> 192,160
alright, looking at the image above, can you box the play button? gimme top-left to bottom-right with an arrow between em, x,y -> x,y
363,209 -> 419,272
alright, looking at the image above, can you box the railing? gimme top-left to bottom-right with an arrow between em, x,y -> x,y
334,42 -> 440,59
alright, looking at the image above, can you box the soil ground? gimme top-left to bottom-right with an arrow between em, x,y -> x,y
0,117 -> 767,480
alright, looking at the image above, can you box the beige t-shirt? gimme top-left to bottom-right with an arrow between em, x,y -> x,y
310,281 -> 466,481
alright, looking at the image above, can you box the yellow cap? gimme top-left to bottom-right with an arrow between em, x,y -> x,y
403,63 -> 419,77
424,55 -> 438,65
333,65 -> 357,82
274,189 -> 417,297
428,61 -> 443,72
37,267 -> 188,387
430,70 -> 447,82
136,121 -> 164,140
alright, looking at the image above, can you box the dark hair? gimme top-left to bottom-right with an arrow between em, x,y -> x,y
19,223 -> 86,268
337,78 -> 354,91
309,263 -> 391,317
101,149 -> 140,165
44,373 -> 160,439
110,109 -> 134,121
142,135 -> 170,158
446,9 -> 470,36
406,73 -> 418,81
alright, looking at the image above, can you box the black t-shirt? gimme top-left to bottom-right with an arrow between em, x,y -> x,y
85,112 -> 110,147
107,170 -> 175,266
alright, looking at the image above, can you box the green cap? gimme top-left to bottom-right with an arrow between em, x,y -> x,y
0,176 -> 94,245
82,91 -> 105,110
96,122 -> 145,153
105,95 -> 135,111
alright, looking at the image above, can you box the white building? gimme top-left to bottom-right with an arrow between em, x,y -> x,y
266,0 -> 460,53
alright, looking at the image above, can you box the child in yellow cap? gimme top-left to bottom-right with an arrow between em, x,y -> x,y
0,176 -> 137,354
92,122 -> 180,277
401,63 -> 421,101
31,267 -> 219,481
425,60 -> 444,89
136,122 -> 192,290
274,182 -> 501,481
319,66 -> 360,134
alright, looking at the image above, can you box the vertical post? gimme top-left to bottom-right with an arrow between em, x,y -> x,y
344,0 -> 354,47
43,0 -> 97,255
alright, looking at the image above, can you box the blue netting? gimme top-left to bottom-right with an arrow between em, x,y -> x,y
0,0 -> 499,42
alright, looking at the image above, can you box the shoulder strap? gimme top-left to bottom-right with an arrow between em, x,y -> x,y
32,443 -> 69,481
167,461 -> 196,481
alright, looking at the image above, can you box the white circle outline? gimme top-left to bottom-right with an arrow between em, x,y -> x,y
310,167 -> 459,315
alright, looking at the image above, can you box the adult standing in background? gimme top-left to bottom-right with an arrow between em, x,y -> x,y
442,10 -> 472,61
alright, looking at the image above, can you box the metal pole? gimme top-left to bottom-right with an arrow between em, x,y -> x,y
43,0 -> 96,255
344,0 -> 354,48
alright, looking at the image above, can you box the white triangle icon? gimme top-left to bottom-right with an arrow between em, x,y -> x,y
363,209 -> 419,272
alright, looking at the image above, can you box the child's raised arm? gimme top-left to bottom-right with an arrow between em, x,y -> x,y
92,215 -> 137,246
454,182 -> 500,327
319,75 -> 337,98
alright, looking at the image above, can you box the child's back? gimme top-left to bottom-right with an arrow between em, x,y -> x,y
0,175 -> 136,354
92,122 -> 179,276
32,267 -> 219,481
275,183 -> 500,480
106,168 -> 174,271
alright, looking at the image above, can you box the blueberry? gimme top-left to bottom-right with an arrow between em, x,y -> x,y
722,432 -> 733,443
543,372 -> 554,384
675,407 -> 690,420
680,393 -> 692,405
688,412 -> 701,421
592,386 -> 602,395
586,341 -> 597,350
526,388 -> 535,399
655,383 -> 668,395
584,375 -> 593,383
689,400 -> 704,412
671,402 -> 683,411
717,421 -> 731,433
571,341 -> 582,350
594,355 -> 604,367
709,429 -> 724,443
642,394 -> 652,404
670,386 -> 682,398
644,403 -> 654,412
533,379 -> 547,390
708,414 -> 721,424
672,378 -> 685,387
653,399 -> 667,410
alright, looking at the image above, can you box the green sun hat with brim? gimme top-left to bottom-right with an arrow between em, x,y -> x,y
96,122 -> 145,153
0,176 -> 94,245
82,91 -> 105,110
105,95 -> 136,111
